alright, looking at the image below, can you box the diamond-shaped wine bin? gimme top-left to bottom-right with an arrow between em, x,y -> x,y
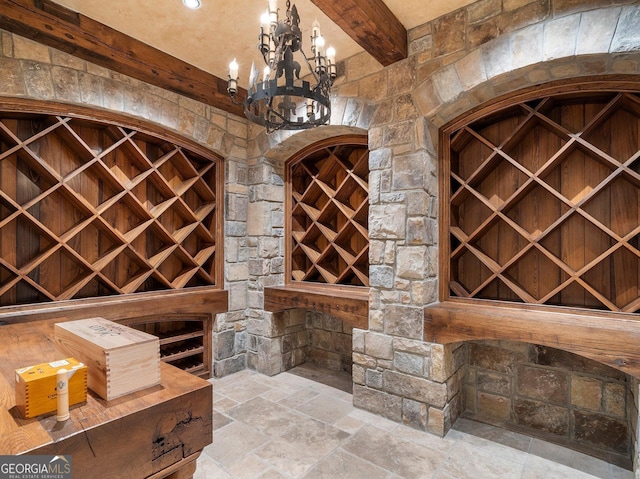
54,318 -> 160,401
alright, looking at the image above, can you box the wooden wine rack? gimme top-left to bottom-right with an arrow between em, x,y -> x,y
0,112 -> 221,307
287,138 -> 369,286
444,91 -> 640,313
123,315 -> 212,378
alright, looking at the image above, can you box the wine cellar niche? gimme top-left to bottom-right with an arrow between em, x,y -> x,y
287,137 -> 369,286
444,91 -> 640,313
0,112 -> 222,306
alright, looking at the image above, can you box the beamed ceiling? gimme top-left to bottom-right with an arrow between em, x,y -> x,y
0,0 -> 475,117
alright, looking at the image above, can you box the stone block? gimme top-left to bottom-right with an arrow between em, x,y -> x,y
455,49 -> 488,91
393,337 -> 431,356
576,8 -> 621,55
370,265 -> 394,288
532,345 -> 627,380
469,342 -> 515,374
465,384 -> 477,413
346,52 -> 384,81
477,371 -> 511,396
571,375 -> 602,411
469,0 -> 502,23
574,410 -> 629,453
514,398 -> 569,436
396,246 -> 428,280
383,370 -> 447,407
512,24 -> 544,70
403,398 -> 428,430
477,392 -> 511,421
13,35 -> 50,63
353,364 -> 365,385
214,329 -> 236,360
393,152 -> 427,190
432,65 -> 463,104
365,332 -> 394,360
343,98 -> 364,126
611,5 -> 640,53
384,305 -> 423,340
213,354 -> 247,377
359,71 -> 388,102
353,352 -> 377,369
0,58 -> 26,96
23,61 -> 55,100
543,14 -> 580,61
394,352 -> 424,376
481,35 -> 513,79
412,78 -> 442,118
517,366 -> 568,404
604,382 -> 627,418
433,9 -> 466,57
427,405 -> 447,436
353,384 -> 402,421
311,329 -> 332,350
352,329 -> 365,353
369,204 -> 406,240
366,369 -> 383,389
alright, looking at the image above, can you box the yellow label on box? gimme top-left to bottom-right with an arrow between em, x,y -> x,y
15,358 -> 88,419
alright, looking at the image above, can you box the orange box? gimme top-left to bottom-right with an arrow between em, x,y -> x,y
15,358 -> 87,419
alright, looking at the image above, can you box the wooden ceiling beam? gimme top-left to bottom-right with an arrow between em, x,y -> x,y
310,0 -> 407,66
0,0 -> 246,116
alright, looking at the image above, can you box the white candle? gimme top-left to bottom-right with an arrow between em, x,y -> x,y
261,10 -> 270,31
312,19 -> 321,40
268,0 -> 278,23
56,368 -> 70,422
263,66 -> 271,83
326,46 -> 336,65
229,58 -> 239,80
315,35 -> 325,57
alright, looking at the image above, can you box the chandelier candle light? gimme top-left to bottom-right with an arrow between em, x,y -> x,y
227,0 -> 337,132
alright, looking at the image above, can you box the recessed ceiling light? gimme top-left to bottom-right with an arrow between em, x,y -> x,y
182,0 -> 201,9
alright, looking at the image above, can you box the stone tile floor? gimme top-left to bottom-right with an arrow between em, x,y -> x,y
195,365 -> 634,479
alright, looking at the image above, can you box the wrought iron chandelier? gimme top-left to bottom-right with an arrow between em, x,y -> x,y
227,0 -> 337,133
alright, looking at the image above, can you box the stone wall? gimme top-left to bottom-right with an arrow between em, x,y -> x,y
307,312 -> 353,373
465,340 -> 632,468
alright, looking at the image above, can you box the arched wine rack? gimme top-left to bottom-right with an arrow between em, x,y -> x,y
444,91 -> 640,313
0,112 -> 222,307
287,137 -> 369,286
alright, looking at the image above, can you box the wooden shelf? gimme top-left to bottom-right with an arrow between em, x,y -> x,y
287,138 -> 369,287
264,283 -> 368,328
443,91 -> 640,313
425,300 -> 640,378
0,112 -> 222,307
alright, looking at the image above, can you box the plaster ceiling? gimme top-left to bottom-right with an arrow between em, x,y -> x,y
50,0 -> 475,82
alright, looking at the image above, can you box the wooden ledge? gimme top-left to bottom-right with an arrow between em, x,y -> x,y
425,301 -> 640,378
264,284 -> 369,329
0,287 -> 228,324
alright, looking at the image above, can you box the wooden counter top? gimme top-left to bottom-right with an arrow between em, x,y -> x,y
0,319 -> 213,479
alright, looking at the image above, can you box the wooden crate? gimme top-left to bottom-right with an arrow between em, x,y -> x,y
15,357 -> 87,419
54,318 -> 160,401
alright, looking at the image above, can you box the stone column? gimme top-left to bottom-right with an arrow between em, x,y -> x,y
213,155 -> 250,377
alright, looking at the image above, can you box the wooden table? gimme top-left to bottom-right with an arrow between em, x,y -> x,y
0,319 -> 213,479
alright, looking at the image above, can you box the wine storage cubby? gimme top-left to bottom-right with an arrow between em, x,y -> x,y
123,316 -> 212,378
444,91 -> 640,313
287,138 -> 369,286
0,112 -> 221,307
